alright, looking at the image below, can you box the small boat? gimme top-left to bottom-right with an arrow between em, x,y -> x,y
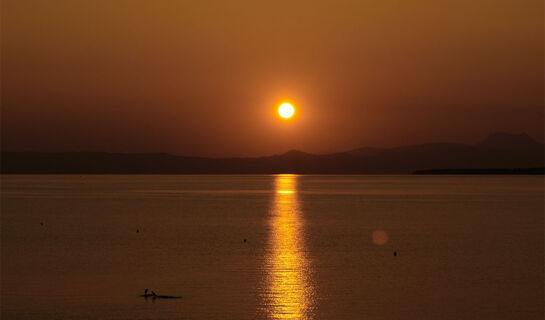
155,295 -> 182,299
140,290 -> 181,299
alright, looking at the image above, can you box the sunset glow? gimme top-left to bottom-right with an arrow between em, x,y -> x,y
1,1 -> 543,319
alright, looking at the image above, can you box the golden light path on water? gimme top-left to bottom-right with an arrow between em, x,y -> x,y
262,174 -> 314,319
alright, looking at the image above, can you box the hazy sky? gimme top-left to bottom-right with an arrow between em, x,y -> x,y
2,0 -> 543,157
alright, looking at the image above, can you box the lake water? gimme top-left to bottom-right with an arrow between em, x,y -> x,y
1,175 -> 543,319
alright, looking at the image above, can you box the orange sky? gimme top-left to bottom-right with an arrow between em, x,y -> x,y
1,0 -> 543,156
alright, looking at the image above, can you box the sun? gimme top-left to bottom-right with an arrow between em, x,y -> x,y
278,103 -> 295,119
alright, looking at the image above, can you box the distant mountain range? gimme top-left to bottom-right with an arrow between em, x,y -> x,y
1,132 -> 543,174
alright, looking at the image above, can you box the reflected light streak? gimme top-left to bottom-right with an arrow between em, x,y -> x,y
276,190 -> 294,194
262,174 -> 314,319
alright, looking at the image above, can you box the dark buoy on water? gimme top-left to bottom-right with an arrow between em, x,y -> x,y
136,229 -> 139,233
243,239 -> 247,243
393,251 -> 397,256
40,222 -> 44,226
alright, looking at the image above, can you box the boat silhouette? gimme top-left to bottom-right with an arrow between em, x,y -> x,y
140,290 -> 181,299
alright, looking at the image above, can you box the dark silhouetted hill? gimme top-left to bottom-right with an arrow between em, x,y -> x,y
2,132 -> 543,174
477,132 -> 543,153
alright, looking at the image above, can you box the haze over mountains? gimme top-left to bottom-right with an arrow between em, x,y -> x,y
2,132 -> 543,174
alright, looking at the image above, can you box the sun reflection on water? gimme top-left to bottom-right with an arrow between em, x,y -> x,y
262,174 -> 314,319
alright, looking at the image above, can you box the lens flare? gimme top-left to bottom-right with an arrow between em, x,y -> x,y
372,230 -> 388,245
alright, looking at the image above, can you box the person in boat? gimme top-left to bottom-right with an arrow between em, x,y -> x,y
144,289 -> 148,295
152,291 -> 157,297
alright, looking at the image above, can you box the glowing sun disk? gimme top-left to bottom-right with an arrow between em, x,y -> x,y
278,103 -> 295,118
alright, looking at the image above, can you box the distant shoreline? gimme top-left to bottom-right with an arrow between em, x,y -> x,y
413,168 -> 545,175
2,132 -> 543,174
1,169 -> 543,175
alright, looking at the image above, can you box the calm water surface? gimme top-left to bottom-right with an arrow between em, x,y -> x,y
1,175 -> 543,319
